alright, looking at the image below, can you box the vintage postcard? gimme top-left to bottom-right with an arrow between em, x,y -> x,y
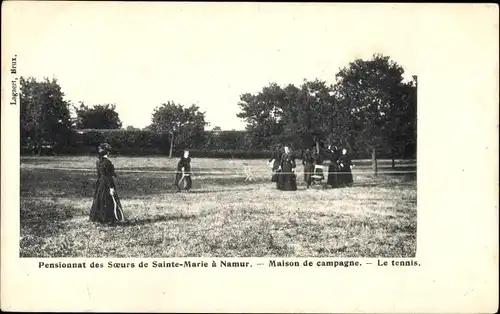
1,2 -> 498,313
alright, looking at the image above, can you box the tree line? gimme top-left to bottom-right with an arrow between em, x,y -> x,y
20,53 -> 416,168
237,53 -> 416,168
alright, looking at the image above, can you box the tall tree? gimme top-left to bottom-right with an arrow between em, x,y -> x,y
384,79 -> 417,167
74,102 -> 122,129
334,53 -> 409,174
236,83 -> 286,149
20,77 -> 73,154
237,80 -> 350,152
280,79 -> 344,151
150,101 -> 207,158
126,125 -> 140,131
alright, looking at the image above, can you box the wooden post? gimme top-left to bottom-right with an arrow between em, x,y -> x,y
391,148 -> 396,169
169,132 -> 174,158
372,147 -> 378,176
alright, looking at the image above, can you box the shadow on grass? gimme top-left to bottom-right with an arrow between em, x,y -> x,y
385,172 -> 417,180
21,168 -> 268,199
353,176 -> 416,188
20,199 -> 80,257
195,176 -> 269,186
122,213 -> 197,227
119,166 -> 255,172
185,188 -> 257,194
391,222 -> 417,234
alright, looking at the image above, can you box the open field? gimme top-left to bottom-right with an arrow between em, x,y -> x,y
20,156 -> 417,258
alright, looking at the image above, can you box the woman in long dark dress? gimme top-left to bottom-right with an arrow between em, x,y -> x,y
277,145 -> 297,191
268,144 -> 283,182
338,148 -> 354,186
90,143 -> 124,225
325,145 -> 341,188
174,150 -> 192,191
302,148 -> 315,189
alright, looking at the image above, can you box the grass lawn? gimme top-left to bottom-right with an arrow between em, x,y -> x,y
20,156 -> 417,258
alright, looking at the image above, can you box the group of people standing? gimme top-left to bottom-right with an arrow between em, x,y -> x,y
89,141 -> 354,226
317,144 -> 354,188
268,143 -> 353,191
269,144 -> 298,191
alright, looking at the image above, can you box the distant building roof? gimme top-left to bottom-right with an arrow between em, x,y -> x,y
75,128 -> 245,135
75,128 -> 141,134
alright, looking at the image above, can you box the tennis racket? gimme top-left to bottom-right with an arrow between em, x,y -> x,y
178,173 -> 191,191
112,193 -> 125,222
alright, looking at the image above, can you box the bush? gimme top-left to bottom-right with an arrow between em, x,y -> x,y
19,128 -> 415,160
185,149 -> 271,159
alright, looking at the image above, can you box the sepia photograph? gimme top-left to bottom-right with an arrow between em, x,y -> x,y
3,2 -> 498,313
17,2 -> 418,259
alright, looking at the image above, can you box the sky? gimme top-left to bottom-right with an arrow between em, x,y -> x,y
7,2 -> 419,130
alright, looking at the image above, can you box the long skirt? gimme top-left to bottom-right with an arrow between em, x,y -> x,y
275,169 -> 283,189
327,164 -> 340,188
338,167 -> 353,186
303,162 -> 314,188
344,170 -> 353,186
277,163 -> 297,191
90,178 -> 123,224
175,172 -> 192,191
271,162 -> 280,182
271,172 -> 278,183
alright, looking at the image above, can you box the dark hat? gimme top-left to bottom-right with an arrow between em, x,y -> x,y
98,143 -> 112,155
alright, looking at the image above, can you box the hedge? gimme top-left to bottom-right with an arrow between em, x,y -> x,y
20,129 -> 416,160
